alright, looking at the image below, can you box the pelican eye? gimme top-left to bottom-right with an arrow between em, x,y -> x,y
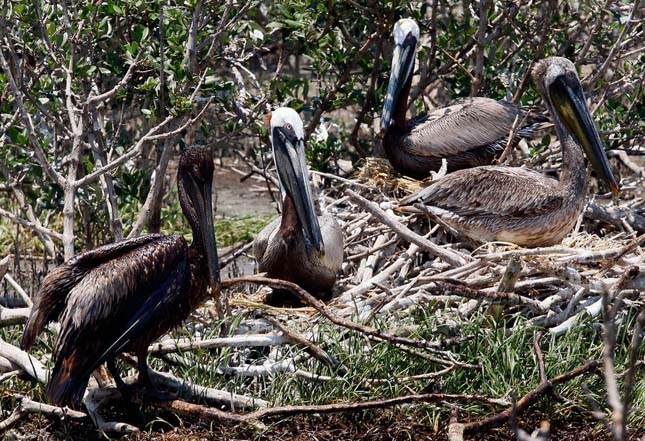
284,123 -> 293,131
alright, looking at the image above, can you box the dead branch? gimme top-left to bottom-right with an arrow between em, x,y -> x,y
0,207 -> 64,241
158,392 -> 509,425
431,280 -> 546,314
585,203 -> 645,233
264,316 -> 343,371
0,306 -> 30,327
223,275 -> 450,352
148,333 -> 290,356
346,190 -> 468,267
463,359 -> 600,433
0,338 -> 48,384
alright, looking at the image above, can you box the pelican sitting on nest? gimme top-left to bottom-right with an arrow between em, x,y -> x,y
403,57 -> 620,247
253,108 -> 343,301
380,18 -> 547,179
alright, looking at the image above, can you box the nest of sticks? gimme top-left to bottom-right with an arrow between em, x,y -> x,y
1,150 -> 643,438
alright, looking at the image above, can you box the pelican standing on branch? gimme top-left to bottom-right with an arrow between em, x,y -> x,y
380,18 -> 547,179
21,146 -> 221,407
253,108 -> 343,301
403,57 -> 620,247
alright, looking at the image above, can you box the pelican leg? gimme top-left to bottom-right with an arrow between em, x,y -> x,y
136,350 -> 177,402
107,357 -> 133,398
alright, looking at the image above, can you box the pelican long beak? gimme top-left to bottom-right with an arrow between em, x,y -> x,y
549,76 -> 620,196
380,33 -> 417,136
273,127 -> 324,254
190,178 -> 221,296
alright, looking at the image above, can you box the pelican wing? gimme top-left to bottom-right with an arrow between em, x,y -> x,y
46,234 -> 188,405
253,217 -> 281,264
21,234 -> 166,350
405,98 -> 544,158
319,212 -> 344,272
413,166 -> 563,218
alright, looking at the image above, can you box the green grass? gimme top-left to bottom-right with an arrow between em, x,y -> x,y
2,294 -> 643,437
214,215 -> 274,248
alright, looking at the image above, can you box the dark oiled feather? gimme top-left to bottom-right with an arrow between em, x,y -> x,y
21,234 -> 165,350
46,234 -> 188,406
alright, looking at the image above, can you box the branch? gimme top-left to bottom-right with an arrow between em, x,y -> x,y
470,0 -> 488,96
0,39 -> 66,187
0,207 -> 63,240
585,202 -> 645,233
127,135 -> 176,238
464,359 -> 600,433
0,306 -> 30,327
0,338 -> 48,384
148,333 -> 290,356
304,32 -> 381,140
346,190 -> 468,267
511,0 -> 555,103
158,392 -> 508,424
586,1 -> 638,86
88,53 -> 141,106
73,115 -> 174,188
222,275 -> 452,353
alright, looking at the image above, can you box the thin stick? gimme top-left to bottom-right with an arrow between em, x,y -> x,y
346,190 -> 468,267
159,392 -> 510,424
223,275 -> 446,352
464,360 -> 599,433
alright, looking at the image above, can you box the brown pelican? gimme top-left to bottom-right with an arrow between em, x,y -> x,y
21,146 -> 220,407
253,108 -> 343,301
403,57 -> 620,247
380,18 -> 547,179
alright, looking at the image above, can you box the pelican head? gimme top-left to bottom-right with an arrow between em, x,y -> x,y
380,18 -> 420,136
532,57 -> 620,196
178,146 -> 220,291
268,107 -> 324,254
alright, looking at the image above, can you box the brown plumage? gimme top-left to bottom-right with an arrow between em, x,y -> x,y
254,195 -> 343,297
253,108 -> 343,301
21,146 -> 220,407
380,19 -> 546,179
403,57 -> 620,247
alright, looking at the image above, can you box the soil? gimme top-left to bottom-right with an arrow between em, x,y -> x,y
10,408 -> 639,440
213,162 -> 277,219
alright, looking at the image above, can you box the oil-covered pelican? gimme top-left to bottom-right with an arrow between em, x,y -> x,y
403,57 -> 620,247
253,108 -> 343,301
21,146 -> 220,407
380,18 -> 546,179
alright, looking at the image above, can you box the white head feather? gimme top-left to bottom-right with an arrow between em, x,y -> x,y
270,107 -> 305,139
393,18 -> 420,45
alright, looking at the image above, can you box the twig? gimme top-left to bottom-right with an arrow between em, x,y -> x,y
464,359 -> 600,433
159,392 -> 510,424
264,316 -> 343,371
223,275 -> 448,352
534,332 -> 546,384
432,281 -> 546,314
148,333 -> 290,356
346,190 -> 468,267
